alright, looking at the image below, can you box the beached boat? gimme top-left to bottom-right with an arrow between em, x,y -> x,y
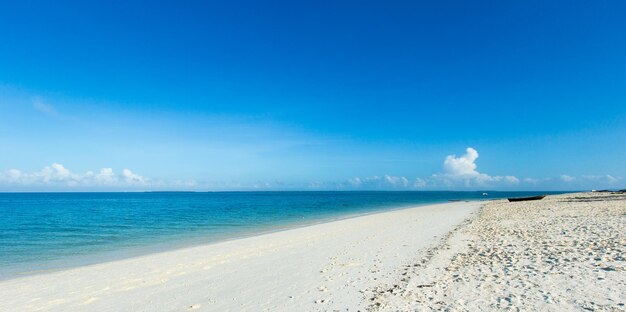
508,195 -> 546,202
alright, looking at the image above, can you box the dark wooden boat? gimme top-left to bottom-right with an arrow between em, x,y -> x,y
508,195 -> 546,202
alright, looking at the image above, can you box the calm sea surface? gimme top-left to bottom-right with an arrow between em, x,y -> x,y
0,191 -> 564,279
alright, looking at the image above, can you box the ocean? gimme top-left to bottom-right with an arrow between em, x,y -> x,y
0,191 -> 563,279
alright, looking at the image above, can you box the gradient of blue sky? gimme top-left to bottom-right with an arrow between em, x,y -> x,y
1,1 -> 625,191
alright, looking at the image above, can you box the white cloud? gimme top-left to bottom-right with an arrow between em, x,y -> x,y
6,169 -> 22,181
122,169 -> 146,183
2,157 -> 621,192
384,174 -> 409,187
343,148 -> 523,190
443,147 -> 479,176
504,176 -> 520,184
348,177 -> 362,186
346,174 -> 413,189
95,168 -> 116,184
413,178 -> 427,188
432,147 -> 519,188
0,163 -> 149,189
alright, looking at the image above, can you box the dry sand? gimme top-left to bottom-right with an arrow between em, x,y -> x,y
372,192 -> 626,311
0,201 -> 481,311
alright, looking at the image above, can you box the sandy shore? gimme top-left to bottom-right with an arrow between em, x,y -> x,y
0,201 -> 481,311
372,192 -> 626,311
3,193 -> 623,311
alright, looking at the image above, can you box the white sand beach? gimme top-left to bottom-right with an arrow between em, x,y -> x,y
0,201 -> 481,311
372,192 -> 626,311
2,193 -> 624,311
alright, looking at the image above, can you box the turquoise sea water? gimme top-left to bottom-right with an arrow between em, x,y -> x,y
0,191 -> 564,279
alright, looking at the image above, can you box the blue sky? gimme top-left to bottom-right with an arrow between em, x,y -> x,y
1,1 -> 625,191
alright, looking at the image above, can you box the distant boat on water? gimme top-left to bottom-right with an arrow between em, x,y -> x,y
508,195 -> 546,202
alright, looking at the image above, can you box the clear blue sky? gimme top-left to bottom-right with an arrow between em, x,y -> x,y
1,1 -> 625,191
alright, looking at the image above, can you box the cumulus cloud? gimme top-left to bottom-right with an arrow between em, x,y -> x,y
94,168 -> 116,184
342,148 -> 522,190
432,147 -> 519,188
505,176 -> 520,183
384,175 -> 409,187
443,147 -> 480,176
6,169 -> 22,181
122,169 -> 147,183
0,163 -> 149,189
337,149 -> 621,191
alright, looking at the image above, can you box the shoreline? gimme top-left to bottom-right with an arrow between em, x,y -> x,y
0,201 -> 482,311
0,199 -> 487,281
4,192 -> 617,311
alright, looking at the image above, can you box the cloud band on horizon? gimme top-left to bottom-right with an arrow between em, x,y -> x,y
0,148 -> 622,191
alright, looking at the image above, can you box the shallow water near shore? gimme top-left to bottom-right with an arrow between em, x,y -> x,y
0,191 -> 565,279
